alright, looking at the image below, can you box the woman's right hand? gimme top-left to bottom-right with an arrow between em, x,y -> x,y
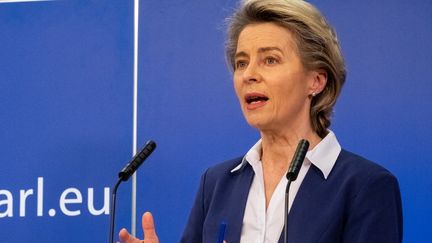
118,212 -> 159,243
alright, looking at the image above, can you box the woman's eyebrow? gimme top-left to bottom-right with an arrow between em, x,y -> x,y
235,51 -> 249,59
257,46 -> 283,54
235,47 -> 282,59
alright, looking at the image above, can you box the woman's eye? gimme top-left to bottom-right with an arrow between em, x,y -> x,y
265,57 -> 278,65
235,61 -> 248,70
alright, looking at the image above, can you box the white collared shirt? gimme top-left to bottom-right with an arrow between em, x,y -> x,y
231,131 -> 341,243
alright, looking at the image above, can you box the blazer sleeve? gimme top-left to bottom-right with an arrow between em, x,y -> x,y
342,170 -> 403,243
180,169 -> 208,243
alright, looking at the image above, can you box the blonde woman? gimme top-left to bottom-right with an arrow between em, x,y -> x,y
120,1 -> 402,242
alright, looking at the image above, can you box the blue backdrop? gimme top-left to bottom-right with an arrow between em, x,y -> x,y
0,0 -> 431,242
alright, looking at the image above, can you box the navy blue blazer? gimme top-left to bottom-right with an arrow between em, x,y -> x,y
180,149 -> 403,243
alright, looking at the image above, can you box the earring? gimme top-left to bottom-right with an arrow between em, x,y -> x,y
311,92 -> 316,97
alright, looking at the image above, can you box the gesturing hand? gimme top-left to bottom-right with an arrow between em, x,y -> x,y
118,212 -> 159,243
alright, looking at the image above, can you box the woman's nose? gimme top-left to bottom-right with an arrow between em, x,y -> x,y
242,62 -> 261,83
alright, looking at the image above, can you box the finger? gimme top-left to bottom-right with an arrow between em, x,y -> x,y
142,212 -> 159,241
119,228 -> 141,243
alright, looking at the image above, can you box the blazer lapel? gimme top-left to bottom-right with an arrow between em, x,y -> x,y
278,165 -> 325,243
224,164 -> 255,243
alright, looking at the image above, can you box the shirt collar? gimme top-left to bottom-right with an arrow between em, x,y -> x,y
230,139 -> 262,172
230,130 -> 341,179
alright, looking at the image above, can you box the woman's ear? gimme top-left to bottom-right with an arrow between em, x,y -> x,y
309,69 -> 328,96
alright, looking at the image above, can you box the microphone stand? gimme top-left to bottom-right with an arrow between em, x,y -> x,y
107,140 -> 157,243
283,180 -> 292,243
283,139 -> 309,243
109,178 -> 123,243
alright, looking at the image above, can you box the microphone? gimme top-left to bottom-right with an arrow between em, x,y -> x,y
109,140 -> 157,243
286,139 -> 309,181
284,139 -> 309,243
119,140 -> 157,181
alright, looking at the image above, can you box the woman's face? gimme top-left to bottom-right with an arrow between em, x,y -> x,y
233,22 -> 319,133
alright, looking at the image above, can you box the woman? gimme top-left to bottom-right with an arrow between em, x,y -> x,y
120,0 -> 403,242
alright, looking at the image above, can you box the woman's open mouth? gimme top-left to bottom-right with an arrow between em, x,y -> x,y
245,93 -> 269,110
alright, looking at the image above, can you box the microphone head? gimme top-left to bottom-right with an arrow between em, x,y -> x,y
118,140 -> 157,181
286,139 -> 309,181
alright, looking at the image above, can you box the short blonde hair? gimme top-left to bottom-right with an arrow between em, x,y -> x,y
226,0 -> 346,138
